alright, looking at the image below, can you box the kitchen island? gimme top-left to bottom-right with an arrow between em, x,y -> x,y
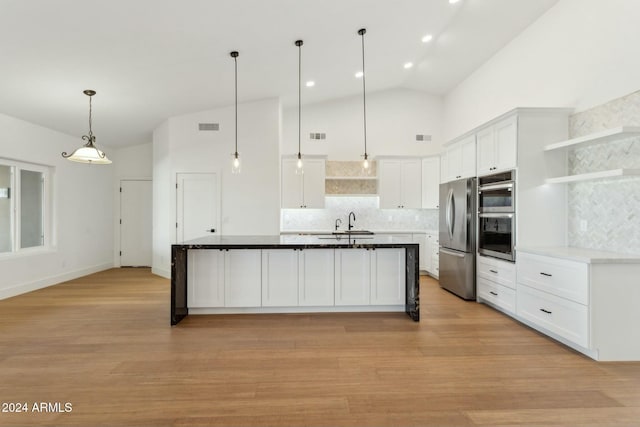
171,234 -> 419,325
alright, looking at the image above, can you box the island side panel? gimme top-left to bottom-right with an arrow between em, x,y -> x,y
171,245 -> 188,325
405,245 -> 420,321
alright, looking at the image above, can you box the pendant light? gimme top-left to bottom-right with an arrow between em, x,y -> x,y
295,39 -> 304,175
62,90 -> 112,164
230,51 -> 241,174
358,28 -> 370,174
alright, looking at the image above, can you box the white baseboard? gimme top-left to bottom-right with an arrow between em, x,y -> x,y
0,262 -> 114,300
152,267 -> 171,279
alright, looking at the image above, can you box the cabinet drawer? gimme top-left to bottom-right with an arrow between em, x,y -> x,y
477,255 -> 516,289
477,277 -> 515,314
517,284 -> 588,348
517,252 -> 589,305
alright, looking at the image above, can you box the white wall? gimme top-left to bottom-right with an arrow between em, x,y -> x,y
443,0 -> 640,140
283,88 -> 443,159
0,113 -> 114,299
152,98 -> 281,277
112,142 -> 153,266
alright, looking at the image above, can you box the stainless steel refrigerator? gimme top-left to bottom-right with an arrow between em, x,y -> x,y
439,177 -> 477,300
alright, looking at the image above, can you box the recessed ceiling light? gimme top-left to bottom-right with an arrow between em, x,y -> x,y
449,0 -> 461,3
421,34 -> 433,43
355,71 -> 364,78
404,62 -> 413,69
306,81 -> 315,87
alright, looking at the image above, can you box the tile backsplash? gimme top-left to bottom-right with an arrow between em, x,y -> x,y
567,90 -> 640,254
281,196 -> 438,232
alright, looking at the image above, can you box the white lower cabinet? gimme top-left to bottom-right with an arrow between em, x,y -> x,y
224,250 -> 262,307
261,249 -> 299,307
370,248 -> 405,305
517,283 -> 588,348
187,249 -> 225,308
412,233 -> 429,272
477,255 -> 516,315
298,249 -> 335,306
335,249 -> 371,305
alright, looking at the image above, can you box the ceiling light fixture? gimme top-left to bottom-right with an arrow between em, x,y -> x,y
449,0 -> 461,4
230,51 -> 241,174
295,40 -> 304,174
305,81 -> 315,87
421,34 -> 433,43
404,62 -> 414,69
355,71 -> 364,78
61,90 -> 111,164
357,28 -> 370,174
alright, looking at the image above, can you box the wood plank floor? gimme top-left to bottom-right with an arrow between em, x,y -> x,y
1,268 -> 639,426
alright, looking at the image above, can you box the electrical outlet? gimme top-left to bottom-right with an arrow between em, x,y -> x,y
388,215 -> 393,222
580,220 -> 588,232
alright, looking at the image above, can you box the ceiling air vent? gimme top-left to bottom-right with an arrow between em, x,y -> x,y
309,132 -> 326,140
415,134 -> 432,142
198,123 -> 219,131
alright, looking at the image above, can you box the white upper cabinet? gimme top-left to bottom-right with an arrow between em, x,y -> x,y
281,157 -> 325,209
442,135 -> 476,182
378,158 -> 422,209
421,156 -> 440,209
476,115 -> 517,176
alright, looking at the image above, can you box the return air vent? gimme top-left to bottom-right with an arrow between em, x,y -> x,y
415,134 -> 432,142
198,123 -> 220,131
309,133 -> 326,140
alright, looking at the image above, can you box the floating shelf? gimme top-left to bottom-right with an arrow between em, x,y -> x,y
325,176 -> 377,180
544,126 -> 640,151
545,169 -> 640,184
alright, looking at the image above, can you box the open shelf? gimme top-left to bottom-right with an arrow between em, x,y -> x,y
544,126 -> 640,151
545,168 -> 640,184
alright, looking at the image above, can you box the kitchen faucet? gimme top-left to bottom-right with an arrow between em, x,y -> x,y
335,218 -> 342,231
348,211 -> 356,231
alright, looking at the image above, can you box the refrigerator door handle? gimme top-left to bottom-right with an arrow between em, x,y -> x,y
440,248 -> 465,258
446,188 -> 455,241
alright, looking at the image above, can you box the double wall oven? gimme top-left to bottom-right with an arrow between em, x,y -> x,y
477,170 -> 516,262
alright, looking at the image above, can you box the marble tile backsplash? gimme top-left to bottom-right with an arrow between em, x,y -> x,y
281,196 -> 438,232
567,90 -> 640,255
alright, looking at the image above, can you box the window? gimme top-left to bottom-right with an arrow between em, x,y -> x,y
0,159 -> 51,254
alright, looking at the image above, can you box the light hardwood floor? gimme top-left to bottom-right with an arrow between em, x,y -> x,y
1,268 -> 639,426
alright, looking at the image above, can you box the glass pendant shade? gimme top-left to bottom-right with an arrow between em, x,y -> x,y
231,153 -> 241,174
295,153 -> 304,175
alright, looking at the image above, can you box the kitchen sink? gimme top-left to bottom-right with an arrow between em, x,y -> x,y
317,236 -> 374,240
331,230 -> 374,235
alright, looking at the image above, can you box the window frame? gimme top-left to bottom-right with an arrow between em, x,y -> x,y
0,158 -> 52,256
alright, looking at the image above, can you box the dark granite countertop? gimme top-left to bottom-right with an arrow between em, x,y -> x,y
173,234 -> 418,249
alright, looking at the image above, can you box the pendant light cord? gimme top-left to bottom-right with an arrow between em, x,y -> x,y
298,41 -> 302,157
87,94 -> 93,139
359,29 -> 367,157
234,54 -> 238,156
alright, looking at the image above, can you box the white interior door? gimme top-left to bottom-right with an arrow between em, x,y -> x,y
120,179 -> 152,267
176,173 -> 220,243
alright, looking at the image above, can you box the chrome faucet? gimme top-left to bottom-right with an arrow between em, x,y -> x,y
335,218 -> 342,231
348,211 -> 356,231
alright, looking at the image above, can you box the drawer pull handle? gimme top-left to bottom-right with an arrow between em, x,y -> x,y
539,308 -> 552,314
540,272 -> 553,277
489,291 -> 498,296
489,269 -> 498,274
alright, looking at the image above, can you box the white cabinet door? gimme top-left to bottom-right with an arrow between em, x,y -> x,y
299,249 -> 335,306
302,158 -> 325,209
187,249 -> 225,307
445,143 -> 462,182
494,115 -> 517,171
224,250 -> 262,307
378,160 -> 402,209
476,127 -> 495,176
400,159 -> 422,208
459,135 -> 477,179
261,250 -> 298,307
335,249 -> 370,305
281,158 -> 303,208
421,157 -> 440,209
440,151 -> 449,183
370,248 -> 405,305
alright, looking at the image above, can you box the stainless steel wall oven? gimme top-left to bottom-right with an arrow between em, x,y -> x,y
478,171 -> 516,261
